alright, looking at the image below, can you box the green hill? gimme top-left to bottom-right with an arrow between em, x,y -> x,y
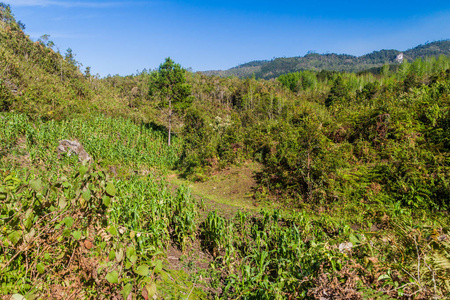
204,40 -> 450,79
0,3 -> 140,120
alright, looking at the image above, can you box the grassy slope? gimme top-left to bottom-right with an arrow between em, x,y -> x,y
167,162 -> 264,212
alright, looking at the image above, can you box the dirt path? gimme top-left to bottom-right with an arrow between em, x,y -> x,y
167,161 -> 264,220
162,162 -> 288,298
160,163 -> 265,299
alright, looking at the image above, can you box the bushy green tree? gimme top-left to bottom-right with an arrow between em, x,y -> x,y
277,72 -> 301,92
325,75 -> 350,107
64,48 -> 77,66
356,81 -> 379,101
149,57 -> 192,146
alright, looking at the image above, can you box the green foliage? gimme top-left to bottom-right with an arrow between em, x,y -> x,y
0,151 -> 200,298
170,60 -> 450,213
206,40 -> 450,79
0,12 -> 157,121
149,57 -> 193,146
149,57 -> 192,110
0,80 -> 13,111
277,70 -> 317,93
325,75 -> 350,107
356,81 -> 379,101
178,107 -> 217,176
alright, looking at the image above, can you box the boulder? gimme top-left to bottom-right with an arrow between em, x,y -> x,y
57,140 -> 91,162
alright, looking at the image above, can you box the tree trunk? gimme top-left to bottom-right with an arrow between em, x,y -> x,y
168,98 -> 172,146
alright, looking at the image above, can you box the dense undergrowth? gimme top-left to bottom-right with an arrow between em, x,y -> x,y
1,116 -> 449,298
0,112 -> 197,298
0,163 -> 200,298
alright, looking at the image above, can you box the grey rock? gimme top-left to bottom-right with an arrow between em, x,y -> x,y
57,139 -> 91,162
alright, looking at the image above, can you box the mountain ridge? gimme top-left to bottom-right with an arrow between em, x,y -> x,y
203,40 -> 450,79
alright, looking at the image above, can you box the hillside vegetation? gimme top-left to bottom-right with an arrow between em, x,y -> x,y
204,40 -> 450,79
1,3 -> 450,299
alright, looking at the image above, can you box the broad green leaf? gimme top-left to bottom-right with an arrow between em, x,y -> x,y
36,262 -> 45,274
29,179 -> 43,192
105,182 -> 117,196
100,241 -> 107,250
107,226 -> 118,236
58,197 -> 67,209
102,195 -> 111,207
120,283 -> 133,300
63,216 -> 74,228
378,274 -> 390,281
145,283 -> 157,298
79,166 -> 88,177
126,247 -> 136,258
116,248 -> 124,262
24,209 -> 34,230
109,250 -> 116,261
82,189 -> 91,201
106,270 -> 119,284
125,261 -> 132,270
154,260 -> 163,273
8,230 -> 23,245
135,264 -> 149,276
42,184 -> 49,196
71,231 -> 82,240
129,255 -> 138,265
11,294 -> 26,300
349,233 -> 361,245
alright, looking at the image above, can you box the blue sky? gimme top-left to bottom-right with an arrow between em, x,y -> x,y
7,0 -> 450,77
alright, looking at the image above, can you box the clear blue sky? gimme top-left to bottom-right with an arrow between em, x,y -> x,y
7,0 -> 450,77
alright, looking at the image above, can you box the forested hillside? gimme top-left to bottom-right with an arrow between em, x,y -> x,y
1,3 -> 450,299
0,3 -> 153,122
205,40 -> 450,79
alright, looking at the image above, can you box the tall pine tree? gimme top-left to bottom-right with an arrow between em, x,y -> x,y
149,57 -> 192,146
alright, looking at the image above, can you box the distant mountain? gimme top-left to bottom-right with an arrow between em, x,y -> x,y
203,40 -> 450,79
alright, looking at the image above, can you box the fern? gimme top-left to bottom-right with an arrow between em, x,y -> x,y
426,240 -> 450,293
